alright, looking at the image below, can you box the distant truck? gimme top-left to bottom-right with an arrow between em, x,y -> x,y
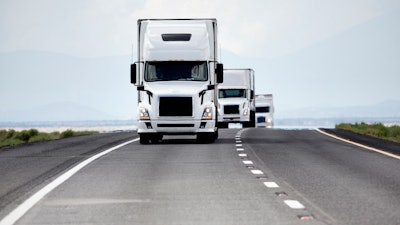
131,19 -> 224,144
217,69 -> 255,128
255,94 -> 274,128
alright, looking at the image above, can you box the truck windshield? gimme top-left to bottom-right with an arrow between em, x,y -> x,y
218,89 -> 246,98
145,61 -> 208,82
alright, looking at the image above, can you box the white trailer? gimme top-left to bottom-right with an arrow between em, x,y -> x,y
255,94 -> 274,128
217,69 -> 255,128
131,19 -> 223,144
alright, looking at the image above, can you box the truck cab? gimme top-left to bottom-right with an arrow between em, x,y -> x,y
131,19 -> 223,144
217,69 -> 255,128
255,94 -> 274,128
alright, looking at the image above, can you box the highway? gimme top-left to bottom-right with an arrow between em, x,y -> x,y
1,129 -> 400,225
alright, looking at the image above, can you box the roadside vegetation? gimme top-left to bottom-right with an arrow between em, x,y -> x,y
0,129 -> 98,149
336,123 -> 400,143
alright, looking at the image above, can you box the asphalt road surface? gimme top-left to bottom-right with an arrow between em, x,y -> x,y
1,129 -> 399,225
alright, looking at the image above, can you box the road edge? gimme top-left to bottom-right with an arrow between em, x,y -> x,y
316,128 -> 400,160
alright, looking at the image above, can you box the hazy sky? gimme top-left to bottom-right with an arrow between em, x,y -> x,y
1,0 -> 400,120
1,0 -> 398,58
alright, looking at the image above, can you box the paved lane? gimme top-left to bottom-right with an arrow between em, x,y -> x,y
13,129 -> 323,225
3,128 -> 399,225
0,132 -> 136,221
242,128 -> 400,225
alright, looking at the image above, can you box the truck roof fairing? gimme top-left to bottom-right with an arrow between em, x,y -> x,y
138,19 -> 217,61
219,69 -> 254,87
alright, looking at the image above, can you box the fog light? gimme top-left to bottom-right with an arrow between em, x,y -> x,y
145,122 -> 152,129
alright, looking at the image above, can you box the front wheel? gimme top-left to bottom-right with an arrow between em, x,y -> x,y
197,132 -> 217,143
139,134 -> 150,144
140,134 -> 163,144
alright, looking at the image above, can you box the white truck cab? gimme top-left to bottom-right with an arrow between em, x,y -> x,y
131,19 -> 223,144
255,94 -> 274,128
217,69 -> 255,128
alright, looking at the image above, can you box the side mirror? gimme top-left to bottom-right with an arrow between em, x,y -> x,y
130,64 -> 137,84
216,63 -> 223,83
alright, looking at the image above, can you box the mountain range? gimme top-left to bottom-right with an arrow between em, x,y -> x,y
1,8 -> 399,123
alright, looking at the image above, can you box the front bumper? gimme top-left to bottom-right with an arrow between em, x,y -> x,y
137,119 -> 216,135
218,114 -> 250,123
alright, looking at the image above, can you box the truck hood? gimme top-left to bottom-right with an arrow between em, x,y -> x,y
145,81 -> 208,97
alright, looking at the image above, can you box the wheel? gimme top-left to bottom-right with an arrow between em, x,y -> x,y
139,134 -> 150,144
214,129 -> 219,140
197,132 -> 216,143
218,122 -> 228,128
250,111 -> 256,127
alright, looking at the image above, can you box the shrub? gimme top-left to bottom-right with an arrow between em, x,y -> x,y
336,123 -> 400,143
15,130 -> 32,142
0,139 -> 24,148
6,129 -> 16,139
1,129 -> 98,149
28,133 -> 54,142
0,130 -> 7,141
60,129 -> 75,138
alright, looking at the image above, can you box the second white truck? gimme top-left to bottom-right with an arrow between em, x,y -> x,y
217,69 -> 255,128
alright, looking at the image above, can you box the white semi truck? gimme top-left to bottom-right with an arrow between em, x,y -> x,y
131,19 -> 223,144
255,94 -> 274,128
217,69 -> 255,128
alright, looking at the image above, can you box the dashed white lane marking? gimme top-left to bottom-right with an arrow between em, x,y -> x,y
243,160 -> 253,165
0,138 -> 139,225
316,128 -> 400,160
251,170 -> 264,175
234,130 -> 312,220
284,200 -> 305,209
264,182 -> 279,188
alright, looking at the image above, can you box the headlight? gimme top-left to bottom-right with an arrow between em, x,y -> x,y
139,108 -> 150,120
243,108 -> 249,116
202,107 -> 213,120
267,118 -> 272,123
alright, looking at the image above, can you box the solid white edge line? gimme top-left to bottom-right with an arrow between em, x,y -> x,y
284,200 -> 305,209
0,138 -> 139,225
316,129 -> 400,160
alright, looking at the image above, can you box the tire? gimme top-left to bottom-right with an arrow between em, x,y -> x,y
197,132 -> 216,143
139,134 -> 150,144
250,111 -> 256,127
218,122 -> 228,128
